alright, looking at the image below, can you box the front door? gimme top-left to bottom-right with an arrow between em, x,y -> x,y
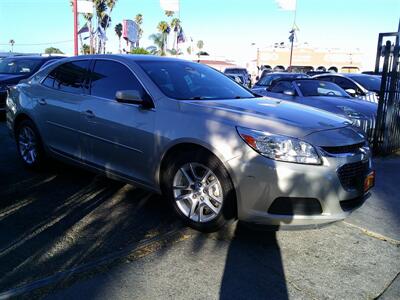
80,59 -> 156,186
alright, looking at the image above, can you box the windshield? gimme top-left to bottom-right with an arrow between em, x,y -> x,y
348,75 -> 381,92
296,80 -> 350,98
0,58 -> 41,74
257,74 -> 309,86
138,61 -> 255,100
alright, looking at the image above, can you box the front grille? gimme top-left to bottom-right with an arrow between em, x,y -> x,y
337,161 -> 369,191
321,142 -> 365,154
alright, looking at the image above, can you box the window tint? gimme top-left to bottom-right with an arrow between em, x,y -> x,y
43,60 -> 89,94
317,76 -> 335,82
333,77 -> 357,90
270,81 -> 294,93
296,80 -> 349,98
90,60 -> 145,99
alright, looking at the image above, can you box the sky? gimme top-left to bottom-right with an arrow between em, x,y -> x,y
0,0 -> 399,69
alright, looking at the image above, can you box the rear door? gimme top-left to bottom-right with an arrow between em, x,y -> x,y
37,59 -> 90,159
80,59 -> 156,185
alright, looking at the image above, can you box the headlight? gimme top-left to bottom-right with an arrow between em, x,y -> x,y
237,127 -> 322,165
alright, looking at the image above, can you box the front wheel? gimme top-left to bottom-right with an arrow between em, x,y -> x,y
162,150 -> 236,232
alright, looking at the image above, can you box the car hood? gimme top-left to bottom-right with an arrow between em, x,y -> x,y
303,96 -> 377,119
0,73 -> 28,85
181,97 -> 364,145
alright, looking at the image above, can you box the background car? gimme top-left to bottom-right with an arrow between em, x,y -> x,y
0,55 -> 64,113
226,74 -> 244,85
313,73 -> 381,103
224,67 -> 251,87
257,78 -> 377,136
252,72 -> 309,94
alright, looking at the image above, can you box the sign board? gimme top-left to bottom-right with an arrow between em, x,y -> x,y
78,0 -> 94,14
122,20 -> 139,43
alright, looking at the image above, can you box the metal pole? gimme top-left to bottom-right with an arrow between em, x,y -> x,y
289,39 -> 294,72
73,0 -> 78,56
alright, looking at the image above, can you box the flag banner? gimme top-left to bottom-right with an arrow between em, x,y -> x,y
177,28 -> 186,43
275,0 -> 296,11
77,0 -> 94,14
160,0 -> 179,12
78,22 -> 89,34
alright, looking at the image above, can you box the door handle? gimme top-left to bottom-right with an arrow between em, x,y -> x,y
84,110 -> 95,118
38,98 -> 47,105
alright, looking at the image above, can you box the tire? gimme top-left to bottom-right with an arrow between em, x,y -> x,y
161,149 -> 236,232
15,119 -> 46,170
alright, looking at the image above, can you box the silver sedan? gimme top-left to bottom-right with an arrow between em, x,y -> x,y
6,55 -> 375,232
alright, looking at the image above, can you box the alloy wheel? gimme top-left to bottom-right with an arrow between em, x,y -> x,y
172,163 -> 223,223
18,126 -> 37,165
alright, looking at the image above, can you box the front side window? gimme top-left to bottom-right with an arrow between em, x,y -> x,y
90,60 -> 145,99
138,61 -> 255,100
43,60 -> 89,94
296,80 -> 349,98
270,81 -> 294,93
0,58 -> 42,74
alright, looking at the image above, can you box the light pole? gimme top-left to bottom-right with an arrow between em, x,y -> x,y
73,0 -> 78,56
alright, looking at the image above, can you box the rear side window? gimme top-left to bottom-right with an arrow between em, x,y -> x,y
333,77 -> 357,90
89,60 -> 145,100
43,60 -> 89,94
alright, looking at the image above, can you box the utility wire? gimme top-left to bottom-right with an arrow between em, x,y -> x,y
0,40 -> 73,46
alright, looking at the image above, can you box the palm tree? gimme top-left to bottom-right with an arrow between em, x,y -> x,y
115,23 -> 123,53
164,10 -> 174,17
149,33 -> 165,56
135,13 -> 143,47
170,18 -> 181,51
157,21 -> 170,56
9,39 -> 15,52
197,40 -> 204,58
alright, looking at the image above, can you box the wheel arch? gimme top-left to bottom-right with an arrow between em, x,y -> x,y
157,141 -> 238,217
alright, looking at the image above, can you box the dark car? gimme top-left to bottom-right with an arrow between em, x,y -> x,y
252,72 -> 309,93
224,68 -> 251,87
256,78 -> 377,136
313,73 -> 381,103
0,56 -> 64,113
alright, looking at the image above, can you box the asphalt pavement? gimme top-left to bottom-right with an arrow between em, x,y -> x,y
0,121 -> 399,300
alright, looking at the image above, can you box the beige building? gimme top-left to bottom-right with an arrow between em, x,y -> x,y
255,45 -> 363,73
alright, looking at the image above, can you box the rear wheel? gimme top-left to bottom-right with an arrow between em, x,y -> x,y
15,119 -> 46,169
162,150 -> 236,232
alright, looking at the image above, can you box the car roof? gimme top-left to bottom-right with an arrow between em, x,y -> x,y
2,55 -> 65,61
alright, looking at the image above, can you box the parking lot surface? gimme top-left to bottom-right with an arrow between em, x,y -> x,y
0,121 -> 399,299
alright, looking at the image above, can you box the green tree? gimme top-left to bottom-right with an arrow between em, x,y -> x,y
115,23 -> 123,53
164,10 -> 174,17
186,46 -> 192,55
149,33 -> 165,56
44,47 -> 64,54
156,21 -> 170,56
197,40 -> 204,58
81,44 -> 91,54
9,39 -> 15,52
135,13 -> 143,47
130,47 -> 150,55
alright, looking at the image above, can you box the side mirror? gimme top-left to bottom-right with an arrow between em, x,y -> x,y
256,76 -> 259,81
115,90 -> 152,108
283,89 -> 295,96
345,88 -> 356,97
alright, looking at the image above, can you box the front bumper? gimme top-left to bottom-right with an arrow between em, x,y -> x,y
228,148 -> 373,227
